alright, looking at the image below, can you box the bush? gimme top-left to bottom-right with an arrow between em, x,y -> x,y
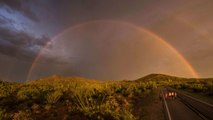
0,84 -> 16,98
72,88 -> 135,120
12,111 -> 33,120
16,85 -> 41,102
191,84 -> 205,92
206,83 -> 213,96
46,90 -> 63,104
0,108 -> 11,120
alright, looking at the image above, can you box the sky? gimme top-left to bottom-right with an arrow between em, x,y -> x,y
0,0 -> 213,82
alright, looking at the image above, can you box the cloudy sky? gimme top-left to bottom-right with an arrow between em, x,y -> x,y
0,0 -> 213,82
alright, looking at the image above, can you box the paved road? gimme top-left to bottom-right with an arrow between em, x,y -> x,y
166,97 -> 203,120
161,88 -> 208,120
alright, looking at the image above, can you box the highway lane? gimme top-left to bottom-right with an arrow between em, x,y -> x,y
161,88 -> 206,120
166,97 -> 203,120
168,87 -> 213,120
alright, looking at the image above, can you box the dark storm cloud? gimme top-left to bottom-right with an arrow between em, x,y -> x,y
0,17 -> 68,64
0,26 -> 50,60
0,15 -> 7,24
0,0 -> 39,21
0,14 -> 15,26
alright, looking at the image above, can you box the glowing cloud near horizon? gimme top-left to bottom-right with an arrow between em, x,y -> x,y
27,20 -> 198,81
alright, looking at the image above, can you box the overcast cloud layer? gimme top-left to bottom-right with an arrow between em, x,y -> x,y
0,0 -> 213,82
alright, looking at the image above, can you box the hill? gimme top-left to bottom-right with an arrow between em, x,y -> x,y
136,73 -> 179,82
136,73 -> 213,82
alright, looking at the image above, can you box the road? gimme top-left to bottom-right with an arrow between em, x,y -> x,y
166,97 -> 203,120
161,88 -> 213,120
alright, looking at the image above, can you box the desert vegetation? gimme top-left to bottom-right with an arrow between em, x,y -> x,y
0,76 -> 157,120
137,74 -> 213,97
1,74 -> 212,120
171,78 -> 213,96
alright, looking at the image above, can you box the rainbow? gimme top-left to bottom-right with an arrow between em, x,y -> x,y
26,20 -> 199,81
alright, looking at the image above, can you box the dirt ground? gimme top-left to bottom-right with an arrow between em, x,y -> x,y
132,88 -> 165,120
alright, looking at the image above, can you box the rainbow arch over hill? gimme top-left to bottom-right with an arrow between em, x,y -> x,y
27,20 -> 199,81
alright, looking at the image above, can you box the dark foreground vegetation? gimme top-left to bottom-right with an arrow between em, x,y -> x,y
0,74 -> 212,120
170,77 -> 213,100
138,74 -> 213,97
0,75 -> 158,120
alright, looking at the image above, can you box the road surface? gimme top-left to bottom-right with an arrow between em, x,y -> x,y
166,97 -> 203,120
161,88 -> 213,120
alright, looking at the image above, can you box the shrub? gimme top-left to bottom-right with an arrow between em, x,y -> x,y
206,82 -> 213,96
69,88 -> 136,120
12,111 -> 33,120
0,108 -> 11,120
191,84 -> 205,92
0,84 -> 16,98
16,85 -> 41,102
46,90 -> 63,104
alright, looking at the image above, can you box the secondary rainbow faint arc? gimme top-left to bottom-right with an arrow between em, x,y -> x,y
26,20 -> 199,81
